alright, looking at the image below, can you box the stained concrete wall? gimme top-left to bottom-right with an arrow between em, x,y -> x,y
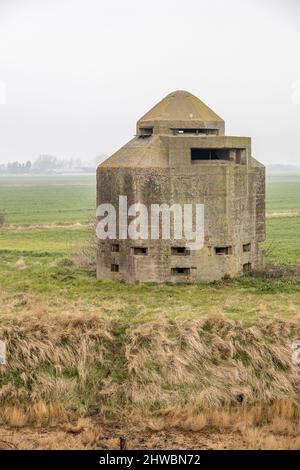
96,135 -> 265,283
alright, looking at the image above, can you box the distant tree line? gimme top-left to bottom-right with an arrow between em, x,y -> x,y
0,154 -> 106,174
0,160 -> 32,174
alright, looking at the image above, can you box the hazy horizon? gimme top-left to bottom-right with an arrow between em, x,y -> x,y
1,159 -> 300,170
0,0 -> 299,166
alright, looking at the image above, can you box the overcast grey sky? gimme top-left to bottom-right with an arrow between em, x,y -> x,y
0,0 -> 299,165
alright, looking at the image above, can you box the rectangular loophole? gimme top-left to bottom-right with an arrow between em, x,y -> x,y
171,246 -> 190,256
215,246 -> 232,255
132,247 -> 148,255
111,264 -> 119,272
243,243 -> 251,253
172,128 -> 218,135
171,267 -> 190,275
111,244 -> 119,252
139,127 -> 153,138
243,262 -> 252,274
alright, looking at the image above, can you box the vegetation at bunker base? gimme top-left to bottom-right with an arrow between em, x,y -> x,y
0,173 -> 300,425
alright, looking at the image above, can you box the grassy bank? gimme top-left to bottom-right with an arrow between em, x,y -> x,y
0,314 -> 299,424
0,173 -> 299,444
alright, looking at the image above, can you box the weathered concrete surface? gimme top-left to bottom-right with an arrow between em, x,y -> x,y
96,90 -> 265,283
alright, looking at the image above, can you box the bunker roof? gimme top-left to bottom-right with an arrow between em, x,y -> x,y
138,90 -> 224,124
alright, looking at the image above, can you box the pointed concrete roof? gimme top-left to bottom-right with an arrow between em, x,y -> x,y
99,136 -> 169,169
138,90 -> 224,123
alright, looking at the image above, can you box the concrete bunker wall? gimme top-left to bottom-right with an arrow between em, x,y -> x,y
96,160 -> 264,283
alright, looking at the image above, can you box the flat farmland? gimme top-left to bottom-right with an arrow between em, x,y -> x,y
0,171 -> 299,325
0,172 -> 300,264
267,172 -> 300,215
0,174 -> 96,225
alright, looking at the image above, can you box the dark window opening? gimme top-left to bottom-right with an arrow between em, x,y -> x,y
132,247 -> 148,255
243,263 -> 252,274
111,244 -> 119,252
111,264 -> 119,272
172,128 -> 218,136
191,148 -> 246,164
215,246 -> 232,255
191,148 -> 230,162
171,246 -> 190,255
171,267 -> 191,275
243,243 -> 251,253
139,127 -> 153,138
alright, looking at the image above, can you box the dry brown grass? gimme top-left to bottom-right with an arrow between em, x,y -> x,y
140,399 -> 299,433
3,406 -> 27,428
125,316 -> 300,411
0,404 -> 299,450
0,313 -> 299,428
137,399 -> 300,449
1,402 -> 71,428
0,312 -> 114,424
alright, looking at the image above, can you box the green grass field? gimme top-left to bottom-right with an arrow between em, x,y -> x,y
1,172 -> 300,263
0,173 -> 299,325
0,175 -> 96,225
266,172 -> 300,214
